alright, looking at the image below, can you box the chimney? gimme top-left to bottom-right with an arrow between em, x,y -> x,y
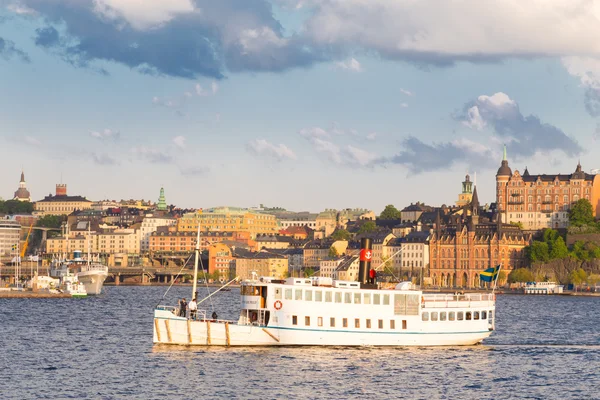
358,237 -> 372,285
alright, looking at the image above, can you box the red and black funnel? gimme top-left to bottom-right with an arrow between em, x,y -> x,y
358,237 -> 372,284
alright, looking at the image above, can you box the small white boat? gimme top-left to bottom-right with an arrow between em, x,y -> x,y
76,263 -> 108,295
524,282 -> 563,294
153,233 -> 496,347
50,260 -> 88,298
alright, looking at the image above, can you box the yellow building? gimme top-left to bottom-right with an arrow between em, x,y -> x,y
456,174 -> 473,207
208,243 -> 234,280
233,249 -> 288,280
34,184 -> 92,216
46,228 -> 140,262
177,207 -> 278,238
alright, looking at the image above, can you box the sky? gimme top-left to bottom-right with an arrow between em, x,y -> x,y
2,1 -> 600,213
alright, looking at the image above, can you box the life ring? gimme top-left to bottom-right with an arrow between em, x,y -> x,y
274,300 -> 283,310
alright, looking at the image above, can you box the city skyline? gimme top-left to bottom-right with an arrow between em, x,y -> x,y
2,1 -> 600,212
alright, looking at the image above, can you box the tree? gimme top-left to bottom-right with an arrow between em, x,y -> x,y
570,241 -> 591,261
569,198 -> 594,227
303,267 -> 315,278
507,268 -> 534,283
36,215 -> 66,228
328,246 -> 339,259
379,204 -> 401,220
569,268 -> 587,291
526,241 -> 550,263
509,221 -> 524,230
549,237 -> 569,259
542,229 -> 560,244
331,229 -> 351,241
0,200 -> 34,214
587,274 -> 600,287
357,221 -> 377,234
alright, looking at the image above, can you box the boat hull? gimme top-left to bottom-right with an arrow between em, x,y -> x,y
153,310 -> 492,347
77,271 -> 108,295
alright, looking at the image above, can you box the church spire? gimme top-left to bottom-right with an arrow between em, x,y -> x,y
20,170 -> 25,183
503,144 -> 507,161
157,187 -> 167,211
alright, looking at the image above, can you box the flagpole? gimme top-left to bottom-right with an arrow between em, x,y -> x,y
492,264 -> 501,295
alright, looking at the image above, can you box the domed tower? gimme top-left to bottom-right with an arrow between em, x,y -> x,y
496,145 -> 512,221
13,170 -> 31,202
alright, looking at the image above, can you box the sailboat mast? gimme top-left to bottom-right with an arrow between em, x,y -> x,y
192,224 -> 201,300
87,222 -> 91,267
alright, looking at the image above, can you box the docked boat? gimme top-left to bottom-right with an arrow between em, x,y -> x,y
50,259 -> 88,298
153,235 -> 496,347
524,282 -> 564,295
76,262 -> 108,295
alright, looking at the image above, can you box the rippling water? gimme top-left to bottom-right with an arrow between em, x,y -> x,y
1,287 -> 599,399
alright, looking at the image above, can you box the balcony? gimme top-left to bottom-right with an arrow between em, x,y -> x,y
508,200 -> 523,205
542,201 -> 552,204
541,210 -> 553,214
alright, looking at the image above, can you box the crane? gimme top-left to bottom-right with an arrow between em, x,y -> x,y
20,223 -> 34,258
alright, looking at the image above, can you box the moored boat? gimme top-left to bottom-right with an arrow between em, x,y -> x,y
154,235 -> 496,347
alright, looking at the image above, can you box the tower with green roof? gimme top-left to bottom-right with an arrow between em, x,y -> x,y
157,187 -> 167,211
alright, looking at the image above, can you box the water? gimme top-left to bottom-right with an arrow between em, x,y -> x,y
1,287 -> 599,399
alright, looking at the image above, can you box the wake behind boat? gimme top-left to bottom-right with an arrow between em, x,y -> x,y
153,232 -> 497,347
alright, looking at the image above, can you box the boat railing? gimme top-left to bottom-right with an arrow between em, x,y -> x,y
422,293 -> 495,308
80,264 -> 108,272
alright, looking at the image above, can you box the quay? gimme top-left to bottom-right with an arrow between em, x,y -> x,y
0,289 -> 71,299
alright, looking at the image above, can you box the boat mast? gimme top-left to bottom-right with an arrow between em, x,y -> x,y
192,223 -> 201,300
87,222 -> 91,267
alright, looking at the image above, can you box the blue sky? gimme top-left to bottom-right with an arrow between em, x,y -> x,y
2,0 -> 600,213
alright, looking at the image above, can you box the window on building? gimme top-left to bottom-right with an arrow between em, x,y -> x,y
305,316 -> 310,326
390,320 -> 396,329
330,317 -> 335,327
366,319 -> 371,329
315,291 -> 322,302
343,318 -> 348,328
378,319 -> 384,329
292,315 -> 298,325
317,317 -> 323,327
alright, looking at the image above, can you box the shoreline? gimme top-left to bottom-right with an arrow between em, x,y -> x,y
0,290 -> 72,298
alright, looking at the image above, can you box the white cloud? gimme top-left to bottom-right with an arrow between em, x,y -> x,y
561,56 -> 600,117
6,3 -> 37,15
299,127 -> 377,167
346,145 -> 377,166
400,88 -> 413,96
152,96 -> 177,108
299,127 -> 330,139
462,106 -> 486,130
400,102 -> 409,108
172,136 -> 186,149
247,139 -> 297,161
92,0 -> 195,30
195,81 -> 219,96
90,128 -> 120,140
366,132 -> 377,141
132,146 -> 173,163
334,58 -> 362,72
305,1 -> 600,60
238,27 -> 288,54
24,136 -> 41,146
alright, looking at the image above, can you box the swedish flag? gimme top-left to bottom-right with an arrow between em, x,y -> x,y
480,264 -> 501,282
11,244 -> 18,251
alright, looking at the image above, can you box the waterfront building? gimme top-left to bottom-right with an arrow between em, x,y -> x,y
333,255 -> 360,281
0,218 -> 21,257
314,208 -> 375,238
278,225 -> 313,240
91,200 -> 121,211
149,228 -> 252,254
34,184 -> 92,216
319,256 -> 346,279
120,199 -> 154,210
208,243 -> 234,281
401,203 -> 433,222
140,214 -> 177,252
303,240 -> 349,269
232,248 -> 288,280
456,173 -> 473,207
386,231 -> 430,278
177,207 -> 278,238
13,171 -> 31,202
262,248 -> 304,276
255,234 -> 294,250
496,146 -> 600,230
429,188 -> 531,288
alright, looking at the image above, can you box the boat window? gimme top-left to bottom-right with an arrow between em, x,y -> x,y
390,320 -> 396,329
431,312 -> 438,321
305,290 -> 313,301
422,312 -> 429,321
274,288 -> 282,300
378,319 -> 384,329
318,317 -> 323,327
344,293 -> 352,303
292,315 -> 298,325
474,311 -> 479,320
457,312 -> 464,321
373,294 -> 381,305
330,317 -> 335,327
466,312 -> 472,320
315,291 -> 323,302
363,293 -> 371,304
355,319 -> 360,328
325,291 -> 332,302
366,319 -> 371,328
295,289 -> 303,301
285,289 -> 292,300
335,292 -> 342,303
489,310 -> 493,320
305,316 -> 310,326
354,293 -> 361,304
394,294 -> 420,316
440,312 -> 447,321
449,312 -> 455,321
402,320 -> 407,330
481,311 -> 487,319
383,294 -> 390,305
343,318 -> 348,328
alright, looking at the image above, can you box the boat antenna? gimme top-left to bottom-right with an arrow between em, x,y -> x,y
87,221 -> 91,267
191,223 -> 201,300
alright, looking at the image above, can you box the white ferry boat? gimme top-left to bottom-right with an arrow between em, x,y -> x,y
523,282 -> 564,295
153,235 -> 496,347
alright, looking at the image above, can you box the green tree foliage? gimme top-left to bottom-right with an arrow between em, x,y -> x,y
568,268 -> 587,289
542,229 -> 559,244
569,198 -> 595,227
303,267 -> 315,278
331,229 -> 351,241
587,274 -> 600,286
357,221 -> 377,234
507,268 -> 534,283
0,200 -> 34,214
549,237 -> 569,259
36,215 -> 66,228
328,246 -> 339,259
526,241 -> 549,263
379,204 -> 401,220
570,241 -> 591,261
509,221 -> 524,230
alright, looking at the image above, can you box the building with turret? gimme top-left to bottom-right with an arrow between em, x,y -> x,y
34,184 -> 92,216
13,171 -> 31,202
157,187 -> 167,211
456,173 -> 473,207
495,145 -> 600,230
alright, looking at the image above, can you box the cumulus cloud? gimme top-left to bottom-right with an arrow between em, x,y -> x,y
195,81 -> 219,96
400,88 -> 413,96
92,0 -> 195,31
400,103 -> 409,108
334,58 -> 362,72
455,92 -> 582,158
90,128 -> 120,141
366,132 -> 377,141
0,37 -> 30,62
247,139 -> 297,161
562,57 -> 600,117
298,127 -> 377,167
132,146 -> 174,164
172,136 -> 186,149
